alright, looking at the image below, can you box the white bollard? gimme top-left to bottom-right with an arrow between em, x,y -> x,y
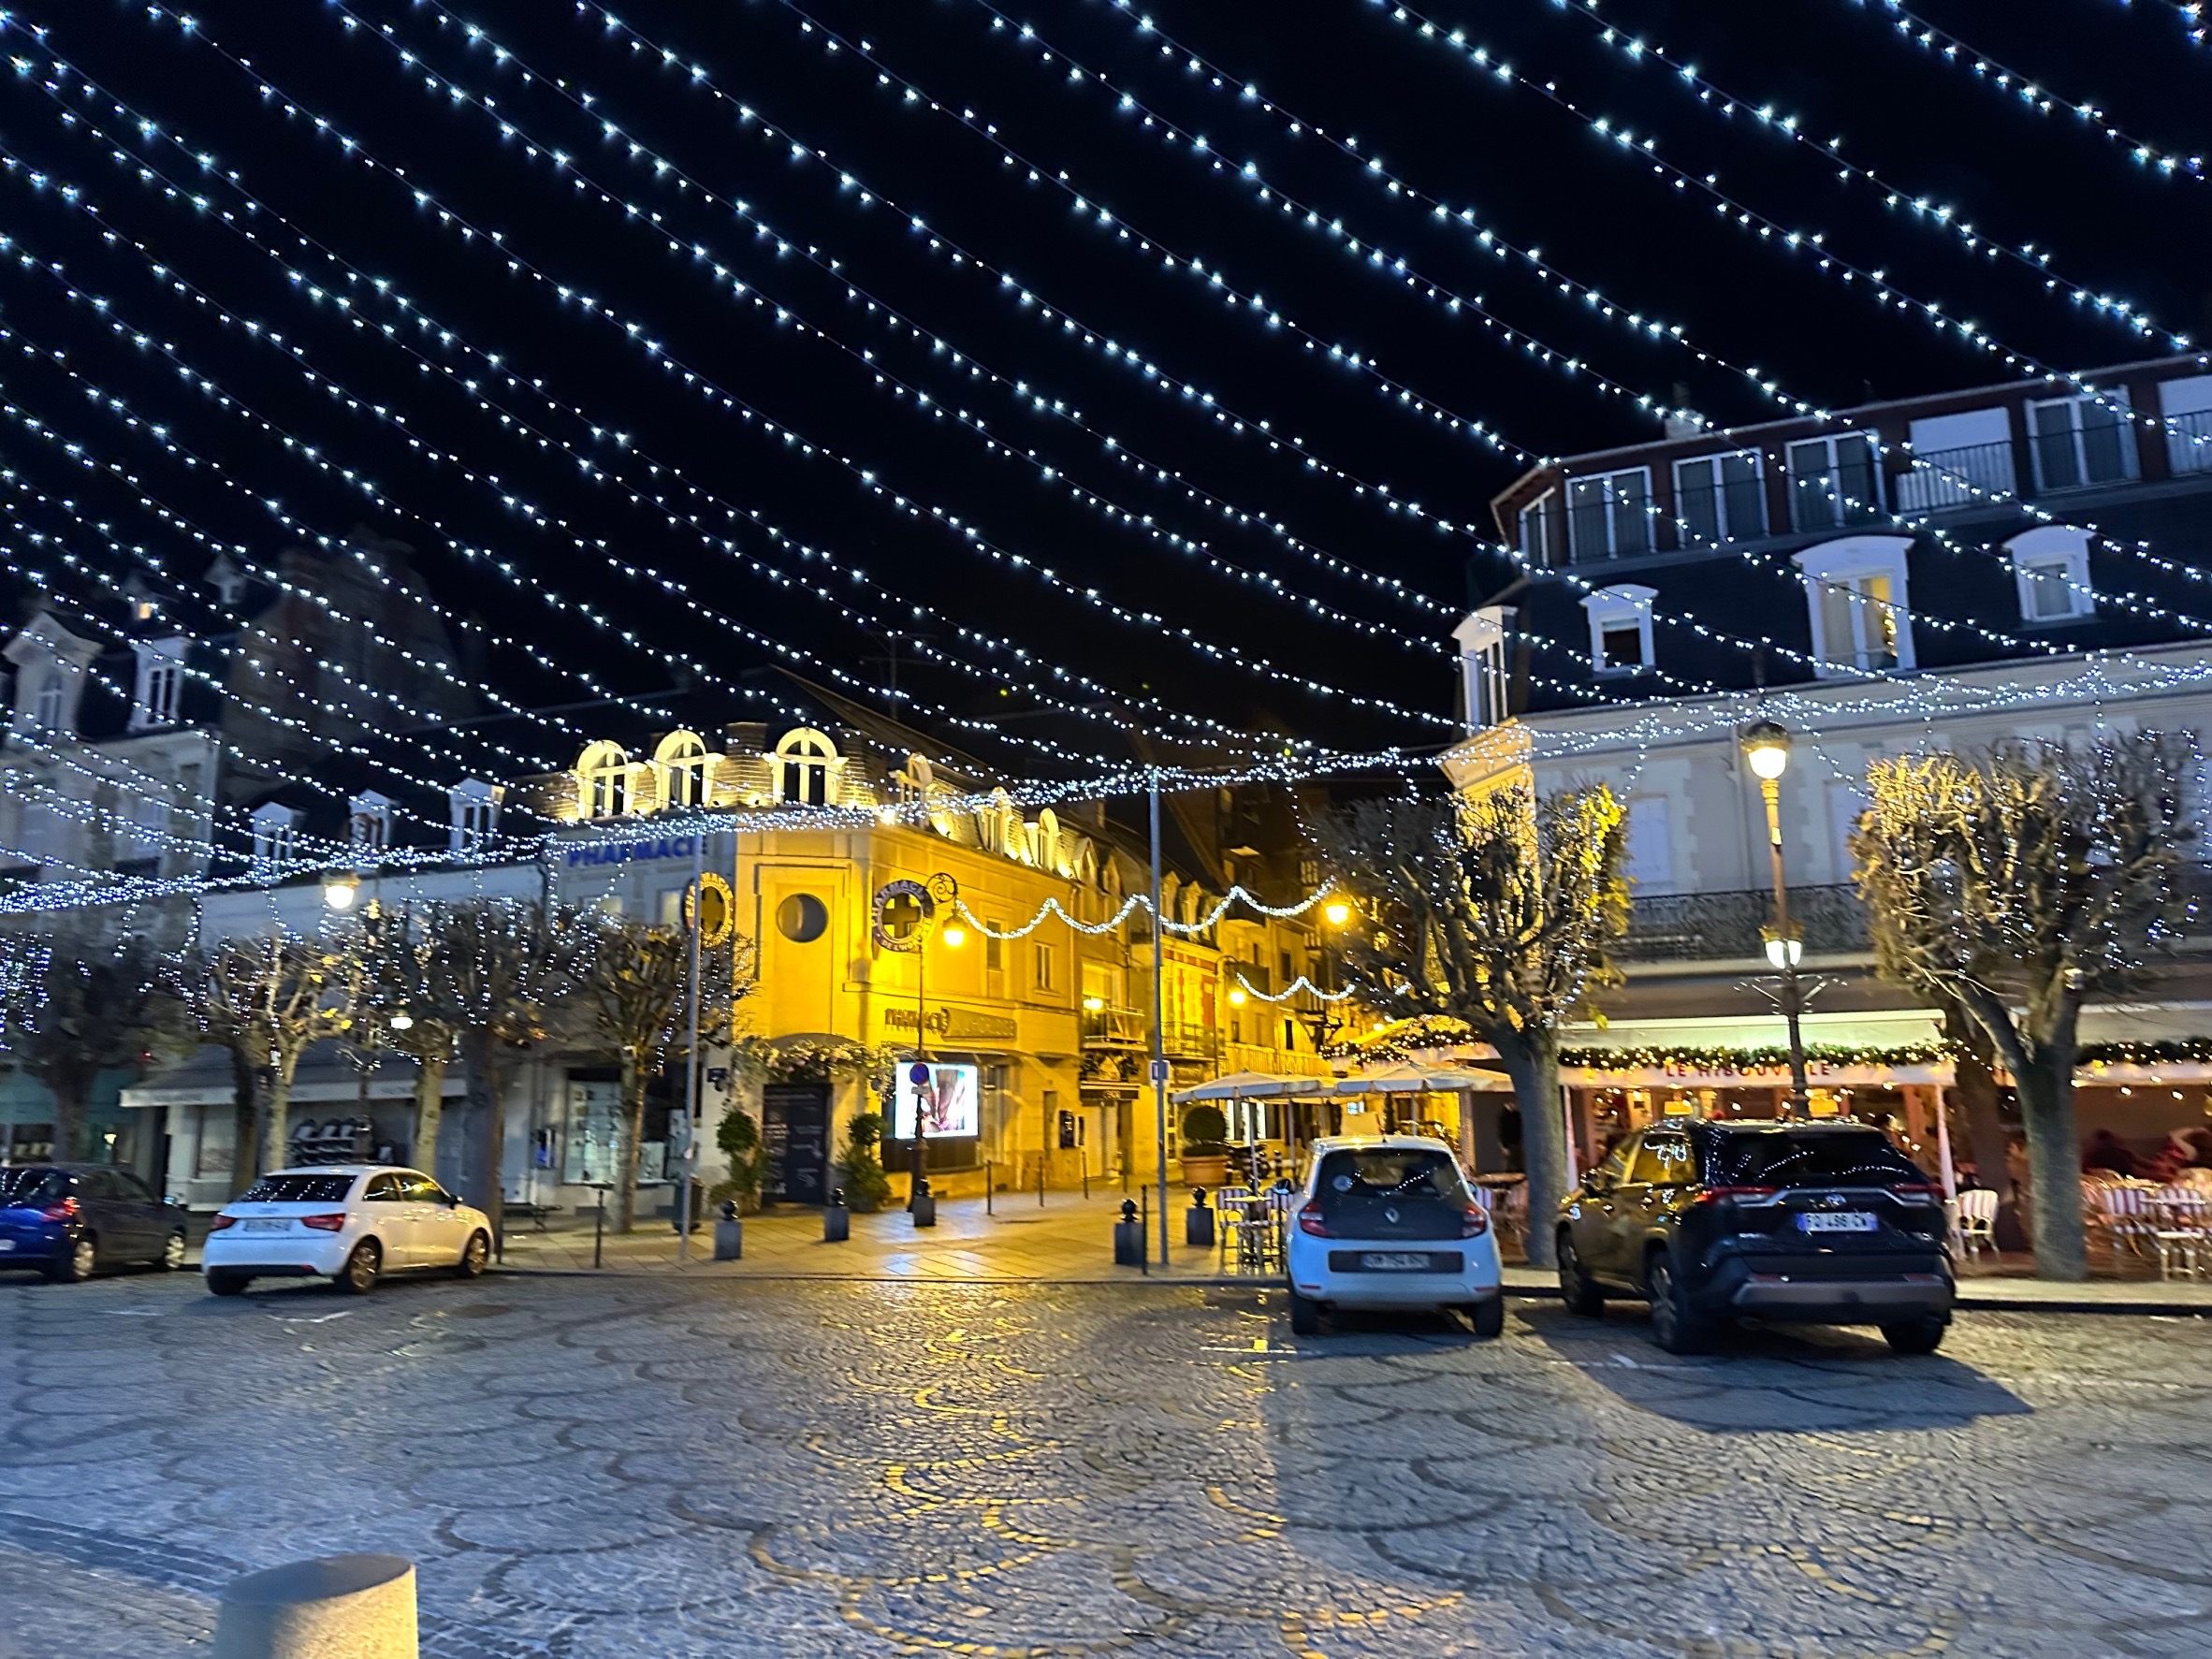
213,1554 -> 418,1659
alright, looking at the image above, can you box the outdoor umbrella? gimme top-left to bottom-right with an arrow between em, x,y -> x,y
1332,1061 -> 1500,1096
1170,1070 -> 1327,1104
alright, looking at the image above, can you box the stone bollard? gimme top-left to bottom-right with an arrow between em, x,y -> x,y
911,1175 -> 937,1229
713,1200 -> 743,1262
213,1554 -> 416,1659
1113,1198 -> 1145,1267
1185,1186 -> 1215,1250
823,1188 -> 851,1243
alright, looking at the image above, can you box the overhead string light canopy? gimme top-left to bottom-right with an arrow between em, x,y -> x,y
91,9 -> 1459,741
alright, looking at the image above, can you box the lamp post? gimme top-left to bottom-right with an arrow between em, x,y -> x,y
1295,900 -> 1352,1141
1741,720 -> 1810,1118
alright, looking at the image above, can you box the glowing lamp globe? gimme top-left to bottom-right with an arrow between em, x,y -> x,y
1741,720 -> 1792,782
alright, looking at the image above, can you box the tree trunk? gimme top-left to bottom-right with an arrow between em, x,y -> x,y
227,1048 -> 256,1200
2016,1055 -> 2088,1282
47,1073 -> 90,1165
1943,1005 -> 2010,1183
614,1052 -> 646,1233
259,1049 -> 303,1176
413,1052 -> 448,1181
1495,1030 -> 1567,1268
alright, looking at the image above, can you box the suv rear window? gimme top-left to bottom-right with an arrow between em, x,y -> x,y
239,1174 -> 357,1204
1315,1147 -> 1471,1208
1707,1129 -> 1924,1189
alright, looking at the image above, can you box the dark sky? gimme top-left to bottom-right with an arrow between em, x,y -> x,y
1,0 -> 2205,791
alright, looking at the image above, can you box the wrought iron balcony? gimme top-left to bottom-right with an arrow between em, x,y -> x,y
1618,884 -> 1870,963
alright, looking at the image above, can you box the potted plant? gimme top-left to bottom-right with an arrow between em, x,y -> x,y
837,1110 -> 894,1215
1178,1103 -> 1230,1188
708,1104 -> 764,1215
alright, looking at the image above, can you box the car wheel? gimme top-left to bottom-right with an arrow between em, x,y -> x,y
1882,1317 -> 1948,1356
1645,1251 -> 1712,1355
1467,1295 -> 1506,1340
335,1240 -> 381,1295
206,1269 -> 250,1297
46,1233 -> 96,1284
453,1230 -> 490,1279
160,1230 -> 188,1272
1288,1289 -> 1322,1336
1557,1231 -> 1606,1317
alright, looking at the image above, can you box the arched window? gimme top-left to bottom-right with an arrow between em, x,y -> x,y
576,741 -> 630,819
775,728 -> 837,808
654,731 -> 710,811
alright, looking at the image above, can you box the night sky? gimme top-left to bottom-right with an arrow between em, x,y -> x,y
2,0 -> 2206,794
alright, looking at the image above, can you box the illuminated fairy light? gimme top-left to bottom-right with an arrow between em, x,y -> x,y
96,16 -> 1456,737
1840,0 -> 2206,180
1230,972 -> 1359,1004
953,879 -> 1344,941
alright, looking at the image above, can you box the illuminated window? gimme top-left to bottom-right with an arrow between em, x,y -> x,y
576,741 -> 630,819
775,728 -> 837,808
655,730 -> 710,810
1796,537 -> 1914,676
449,779 -> 500,853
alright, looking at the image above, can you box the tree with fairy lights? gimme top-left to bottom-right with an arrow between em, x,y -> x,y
1852,734 -> 2198,1281
582,914 -> 753,1233
1318,784 -> 1627,1267
165,934 -> 352,1191
353,904 -> 463,1184
0,930 -> 174,1164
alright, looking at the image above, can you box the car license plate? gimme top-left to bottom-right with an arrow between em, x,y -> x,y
242,1219 -> 290,1234
1360,1252 -> 1434,1271
1797,1212 -> 1876,1232
0,1239 -> 14,1251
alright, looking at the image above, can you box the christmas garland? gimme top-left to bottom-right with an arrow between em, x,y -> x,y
1329,1026 -> 2212,1076
733,1034 -> 896,1094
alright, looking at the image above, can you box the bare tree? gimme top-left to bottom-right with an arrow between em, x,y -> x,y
355,905 -> 463,1183
0,930 -> 173,1162
1317,785 -> 1628,1266
581,915 -> 752,1233
1853,734 -> 2197,1280
165,934 -> 352,1190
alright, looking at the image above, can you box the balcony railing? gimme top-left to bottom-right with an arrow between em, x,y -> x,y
1618,884 -> 1870,963
2168,407 -> 2212,476
1896,440 -> 2019,512
1081,1006 -> 1218,1062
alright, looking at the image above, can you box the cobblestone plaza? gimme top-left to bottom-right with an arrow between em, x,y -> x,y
5,1273 -> 2211,1657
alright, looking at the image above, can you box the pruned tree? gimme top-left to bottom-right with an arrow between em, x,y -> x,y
164,933 -> 351,1190
354,904 -> 464,1185
1317,784 -> 1628,1266
1852,733 -> 2197,1280
582,914 -> 753,1232
0,929 -> 173,1162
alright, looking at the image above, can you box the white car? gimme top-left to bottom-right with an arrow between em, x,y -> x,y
1285,1135 -> 1505,1337
203,1166 -> 492,1296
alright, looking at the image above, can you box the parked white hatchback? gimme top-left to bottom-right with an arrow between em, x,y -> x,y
1286,1135 -> 1505,1337
203,1166 -> 492,1296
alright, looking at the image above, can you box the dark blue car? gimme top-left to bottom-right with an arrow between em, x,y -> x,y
0,1165 -> 189,1281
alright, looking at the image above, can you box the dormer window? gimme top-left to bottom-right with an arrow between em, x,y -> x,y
775,728 -> 837,808
2006,526 -> 2095,622
250,802 -> 300,868
1796,536 -> 1914,677
349,791 -> 392,851
1451,607 -> 1515,732
129,638 -> 186,732
654,731 -> 709,811
449,779 -> 500,853
31,675 -> 64,736
576,741 -> 630,819
1580,586 -> 1656,675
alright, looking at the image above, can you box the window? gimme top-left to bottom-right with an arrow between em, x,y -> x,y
1580,585 -> 1656,675
1672,451 -> 1766,544
1897,408 -> 2016,511
129,639 -> 185,732
1786,433 -> 1882,531
1517,488 -> 1564,564
2029,391 -> 2133,491
1033,941 -> 1055,992
2159,373 -> 2212,475
2006,527 -> 2095,622
250,802 -> 299,867
1452,607 -> 1514,732
449,779 -> 500,853
1623,800 -> 1673,893
984,924 -> 1003,973
363,1172 -> 405,1203
242,1173 -> 356,1204
124,794 -> 169,866
349,791 -> 391,851
31,673 -> 64,736
774,728 -> 837,807
654,730 -> 709,810
1796,537 -> 1914,676
1564,467 -> 1652,560
576,742 -> 630,819
1627,1136 -> 1693,1186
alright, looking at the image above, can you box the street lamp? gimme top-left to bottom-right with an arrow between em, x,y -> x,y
1740,720 -> 1810,1117
321,868 -> 360,911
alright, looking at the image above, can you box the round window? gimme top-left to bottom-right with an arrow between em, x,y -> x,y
776,893 -> 829,944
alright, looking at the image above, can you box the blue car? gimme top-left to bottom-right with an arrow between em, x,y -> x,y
0,1164 -> 190,1282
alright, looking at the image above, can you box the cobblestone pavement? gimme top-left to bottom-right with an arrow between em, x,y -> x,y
4,1272 -> 2211,1658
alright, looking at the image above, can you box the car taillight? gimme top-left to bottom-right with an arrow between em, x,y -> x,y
300,1213 -> 348,1232
1460,1206 -> 1490,1238
1297,1203 -> 1330,1238
1693,1186 -> 1779,1206
207,1214 -> 238,1231
40,1197 -> 79,1223
1889,1183 -> 1941,1205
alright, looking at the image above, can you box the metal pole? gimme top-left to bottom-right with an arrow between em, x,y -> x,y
677,834 -> 704,1260
1760,777 -> 1811,1117
1149,771 -> 1170,1268
913,922 -> 927,1201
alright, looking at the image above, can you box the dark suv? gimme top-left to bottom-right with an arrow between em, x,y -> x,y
1554,1120 -> 1953,1355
